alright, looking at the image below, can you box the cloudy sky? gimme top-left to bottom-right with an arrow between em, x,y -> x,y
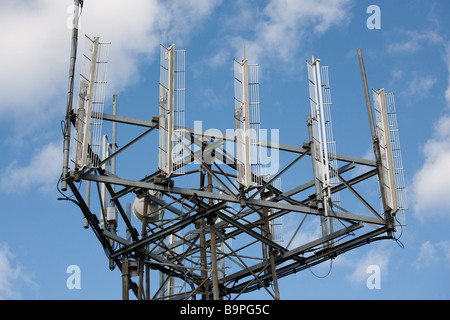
0,0 -> 449,300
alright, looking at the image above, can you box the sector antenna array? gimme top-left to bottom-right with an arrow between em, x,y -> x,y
59,1 -> 407,300
72,35 -> 110,170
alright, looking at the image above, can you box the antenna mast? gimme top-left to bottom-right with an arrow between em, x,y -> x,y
62,0 -> 82,191
59,6 -> 407,299
357,49 -> 395,235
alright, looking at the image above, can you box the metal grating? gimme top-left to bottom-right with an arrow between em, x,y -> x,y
385,92 -> 407,225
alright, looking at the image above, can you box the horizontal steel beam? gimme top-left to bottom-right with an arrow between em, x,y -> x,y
82,172 -> 385,225
97,111 -> 377,167
92,111 -> 157,128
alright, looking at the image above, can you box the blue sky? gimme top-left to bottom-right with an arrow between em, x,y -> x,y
0,0 -> 449,300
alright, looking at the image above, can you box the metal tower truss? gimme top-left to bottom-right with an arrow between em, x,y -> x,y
61,39 -> 406,300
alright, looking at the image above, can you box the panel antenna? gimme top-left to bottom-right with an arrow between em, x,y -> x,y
373,89 -> 407,225
234,59 -> 262,189
72,35 -> 110,170
307,57 -> 340,242
159,44 -> 186,177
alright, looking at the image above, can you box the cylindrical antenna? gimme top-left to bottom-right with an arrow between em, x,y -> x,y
62,0 -> 81,191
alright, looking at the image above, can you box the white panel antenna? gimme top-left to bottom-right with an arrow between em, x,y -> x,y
307,57 -> 339,239
72,35 -> 110,170
373,89 -> 407,225
159,44 -> 186,177
234,59 -> 262,189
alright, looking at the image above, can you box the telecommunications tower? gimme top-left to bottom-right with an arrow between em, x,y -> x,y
59,1 -> 406,300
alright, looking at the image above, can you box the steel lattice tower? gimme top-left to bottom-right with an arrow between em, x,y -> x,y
59,1 -> 406,300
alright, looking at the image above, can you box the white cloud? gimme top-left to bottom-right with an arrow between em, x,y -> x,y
77,0 -> 224,92
391,69 -> 403,81
0,0 -> 222,134
282,216 -> 322,249
205,49 -> 230,69
346,248 -> 390,285
415,240 -> 450,269
412,115 -> 450,219
0,243 -> 21,299
228,0 -> 352,64
0,0 -> 223,189
411,41 -> 450,220
1,141 -> 62,193
405,74 -> 436,99
0,0 -> 71,119
77,0 -> 222,93
0,242 -> 39,300
387,30 -> 443,54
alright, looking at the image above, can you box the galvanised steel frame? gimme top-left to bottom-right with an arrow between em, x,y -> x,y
62,88 -> 399,300
61,2 -> 402,299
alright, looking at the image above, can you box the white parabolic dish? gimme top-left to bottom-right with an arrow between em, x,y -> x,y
132,191 -> 162,222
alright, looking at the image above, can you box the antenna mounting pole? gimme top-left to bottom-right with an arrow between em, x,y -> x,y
357,49 -> 376,140
357,49 -> 394,235
62,0 -> 81,191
